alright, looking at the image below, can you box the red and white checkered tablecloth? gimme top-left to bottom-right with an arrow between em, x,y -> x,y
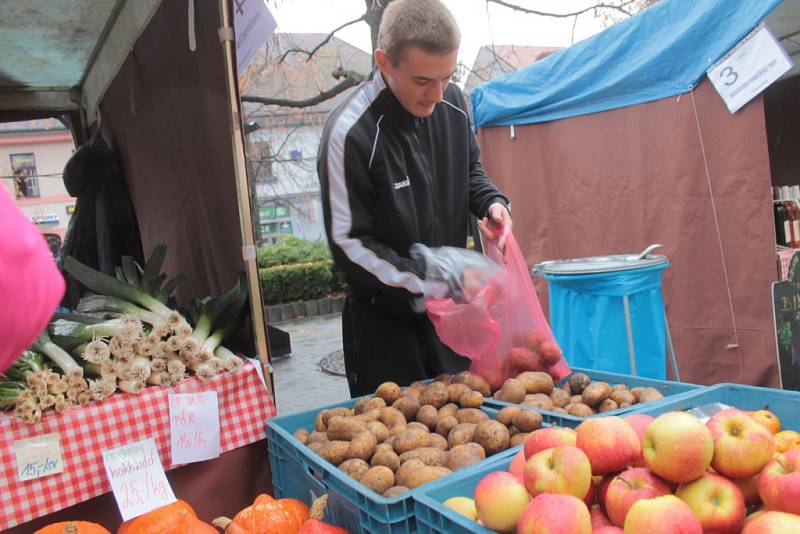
0,361 -> 275,529
778,249 -> 797,281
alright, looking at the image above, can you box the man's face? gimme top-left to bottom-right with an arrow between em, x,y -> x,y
375,45 -> 458,118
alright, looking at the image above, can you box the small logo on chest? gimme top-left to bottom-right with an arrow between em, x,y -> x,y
393,177 -> 411,190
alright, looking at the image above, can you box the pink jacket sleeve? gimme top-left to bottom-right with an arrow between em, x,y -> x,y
0,187 -> 65,372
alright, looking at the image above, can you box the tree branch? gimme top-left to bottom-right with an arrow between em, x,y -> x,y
241,70 -> 365,108
486,0 -> 637,18
278,15 -> 367,63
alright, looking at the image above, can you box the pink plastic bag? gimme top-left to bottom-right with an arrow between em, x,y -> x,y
426,232 -> 570,391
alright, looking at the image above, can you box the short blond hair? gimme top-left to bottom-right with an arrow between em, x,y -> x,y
378,0 -> 461,65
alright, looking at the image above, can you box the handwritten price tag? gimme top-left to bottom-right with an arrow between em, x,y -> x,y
13,432 -> 64,482
169,391 -> 220,465
102,438 -> 176,521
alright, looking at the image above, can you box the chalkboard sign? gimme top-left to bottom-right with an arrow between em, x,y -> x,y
772,252 -> 800,391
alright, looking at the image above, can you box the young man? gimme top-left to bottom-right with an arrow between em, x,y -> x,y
317,0 -> 512,396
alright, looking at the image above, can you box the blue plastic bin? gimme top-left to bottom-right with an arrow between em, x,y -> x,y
537,254 -> 671,379
484,367 -> 701,426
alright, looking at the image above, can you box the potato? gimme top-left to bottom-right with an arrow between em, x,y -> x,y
315,440 -> 350,466
473,420 -> 511,455
401,466 -> 452,489
516,372 -> 554,394
494,378 -> 526,403
447,422 -> 477,448
438,403 -> 458,419
355,408 -> 383,423
638,387 -> 665,403
361,466 -> 395,494
549,388 -> 571,408
567,403 -> 594,417
568,372 -> 591,394
496,406 -> 522,426
293,428 -> 309,444
459,390 -> 484,408
426,432 -> 449,450
455,408 -> 489,425
581,382 -> 612,408
435,415 -> 459,437
446,443 -> 486,470
314,411 -> 326,432
458,372 -> 491,397
403,387 -> 422,401
383,486 -> 409,497
416,405 -> 439,430
388,424 -> 408,439
510,432 -> 530,447
393,428 -> 429,454
399,447 -> 447,467
551,406 -> 568,414
630,387 -> 644,401
375,443 -> 394,454
327,418 -> 367,441
420,382 -> 450,409
512,410 -> 543,432
392,396 -> 420,423
364,397 -> 387,412
339,458 -> 370,481
306,431 -> 329,445
522,393 -> 554,411
395,459 -> 425,487
597,398 -> 619,413
365,421 -> 389,443
353,396 -> 371,415
610,389 -> 636,407
612,383 -> 629,392
379,407 -> 407,429
447,383 -> 472,403
322,407 -> 353,426
407,421 -> 430,433
561,382 -> 572,394
434,373 -> 452,385
347,431 -> 377,461
570,395 -> 584,405
375,382 -> 403,404
508,425 -> 519,437
371,449 -> 401,471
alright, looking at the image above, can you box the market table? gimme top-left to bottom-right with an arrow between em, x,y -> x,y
2,361 -> 276,531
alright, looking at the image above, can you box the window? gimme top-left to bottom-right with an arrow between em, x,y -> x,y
10,153 -> 40,198
289,149 -> 303,161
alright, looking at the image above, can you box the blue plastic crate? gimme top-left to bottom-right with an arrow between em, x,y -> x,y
484,367 -> 702,426
414,451 -> 515,534
626,382 -> 800,430
267,396 -> 565,533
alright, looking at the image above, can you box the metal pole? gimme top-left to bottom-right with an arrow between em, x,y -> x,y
664,312 -> 681,381
622,295 -> 637,376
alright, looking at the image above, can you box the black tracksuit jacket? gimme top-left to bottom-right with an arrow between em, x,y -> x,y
317,70 -> 508,395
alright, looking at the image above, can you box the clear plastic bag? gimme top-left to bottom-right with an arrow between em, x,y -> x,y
424,232 -> 571,391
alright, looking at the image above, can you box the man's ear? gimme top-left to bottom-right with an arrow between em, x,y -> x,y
374,48 -> 390,74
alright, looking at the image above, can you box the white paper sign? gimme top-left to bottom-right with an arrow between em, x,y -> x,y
707,24 -> 793,113
233,0 -> 278,75
102,438 -> 176,521
169,391 -> 221,465
13,432 -> 64,481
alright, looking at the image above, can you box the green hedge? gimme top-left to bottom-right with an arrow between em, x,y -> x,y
259,260 -> 346,305
257,236 -> 331,268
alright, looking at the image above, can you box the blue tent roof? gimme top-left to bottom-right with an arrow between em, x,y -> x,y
470,0 -> 784,128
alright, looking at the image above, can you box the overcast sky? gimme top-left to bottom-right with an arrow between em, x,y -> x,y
269,0 -> 612,69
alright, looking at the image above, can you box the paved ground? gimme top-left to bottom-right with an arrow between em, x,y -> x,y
270,313 -> 351,415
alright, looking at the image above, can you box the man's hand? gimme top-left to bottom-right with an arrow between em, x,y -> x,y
478,202 -> 513,252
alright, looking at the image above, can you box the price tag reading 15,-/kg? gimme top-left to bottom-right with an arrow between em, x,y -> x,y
102,437 -> 176,521
13,432 -> 64,482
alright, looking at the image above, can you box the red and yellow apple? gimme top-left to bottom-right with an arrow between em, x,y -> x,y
524,427 -> 577,460
594,527 -> 624,534
758,448 -> 800,515
509,448 -> 526,480
643,411 -> 714,483
576,416 -> 641,475
524,445 -> 592,499
731,474 -> 761,507
676,472 -> 746,534
623,495 -> 702,534
517,493 -> 591,534
706,408 -> 775,478
604,467 -> 671,527
583,479 -> 596,507
590,504 -> 613,529
473,471 -> 530,533
741,510 -> 800,533
624,414 -> 654,468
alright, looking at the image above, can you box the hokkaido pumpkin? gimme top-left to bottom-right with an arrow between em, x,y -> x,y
116,499 -> 201,534
212,493 -> 310,534
34,521 -> 111,534
296,496 -> 349,534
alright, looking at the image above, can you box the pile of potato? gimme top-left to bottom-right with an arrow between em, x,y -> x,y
493,370 -> 665,417
292,372 -> 542,497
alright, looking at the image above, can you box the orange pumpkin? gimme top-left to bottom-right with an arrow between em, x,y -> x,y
297,495 -> 349,534
116,499 -> 197,534
34,521 -> 111,534
212,494 -> 310,534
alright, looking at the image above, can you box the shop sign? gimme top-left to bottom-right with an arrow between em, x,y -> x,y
168,391 -> 220,465
708,24 -> 793,114
30,213 -> 59,225
278,221 -> 293,234
276,205 -> 289,217
13,433 -> 64,482
234,0 -> 277,75
259,204 -> 276,223
772,252 -> 800,391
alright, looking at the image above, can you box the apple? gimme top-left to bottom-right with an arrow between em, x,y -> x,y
590,504 -> 613,528
509,448 -> 526,480
741,510 -> 800,533
707,408 -> 775,478
676,472 -> 746,534
576,416 -> 641,475
624,414 -> 654,467
758,448 -> 800,515
623,495 -> 702,534
517,493 -> 591,534
603,467 -> 671,527
643,411 -> 714,483
524,427 -> 577,460
473,471 -> 530,533
443,496 -> 478,521
731,474 -> 761,507
598,475 -> 614,513
524,445 -> 592,499
584,479 -> 596,507
593,527 -> 624,534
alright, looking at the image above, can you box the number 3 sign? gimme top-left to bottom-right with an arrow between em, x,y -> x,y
707,24 -> 793,113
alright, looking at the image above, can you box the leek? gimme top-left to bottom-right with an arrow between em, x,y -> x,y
214,345 -> 244,373
3,351 -> 48,382
0,382 -> 25,410
49,319 -> 133,350
33,331 -> 83,378
77,295 -> 165,328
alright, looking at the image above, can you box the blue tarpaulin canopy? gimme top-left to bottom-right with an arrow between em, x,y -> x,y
470,0 -> 785,128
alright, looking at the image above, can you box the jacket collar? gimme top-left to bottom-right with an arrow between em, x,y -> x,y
372,70 -> 420,131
